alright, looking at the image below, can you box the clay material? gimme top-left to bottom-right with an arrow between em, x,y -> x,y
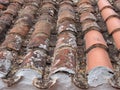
86,47 -> 113,72
84,30 -> 107,50
51,47 -> 77,75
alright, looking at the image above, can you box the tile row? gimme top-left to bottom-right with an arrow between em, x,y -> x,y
97,0 -> 120,51
15,0 -> 57,88
77,0 -> 115,89
0,0 -> 119,90
0,0 -> 40,89
0,0 -> 24,34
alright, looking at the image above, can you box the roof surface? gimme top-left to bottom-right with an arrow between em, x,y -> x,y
0,0 -> 120,90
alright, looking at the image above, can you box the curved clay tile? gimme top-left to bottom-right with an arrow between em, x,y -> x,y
0,0 -> 39,88
50,0 -> 77,76
0,0 -> 28,78
97,0 -> 120,50
7,1 -> 57,89
49,0 -> 79,90
0,0 -> 119,90
0,1 -> 23,33
78,0 -> 114,89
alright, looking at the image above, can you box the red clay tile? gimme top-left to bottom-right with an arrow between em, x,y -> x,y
39,14 -> 54,24
41,2 -> 56,10
28,34 -> 49,51
51,47 -> 77,74
59,0 -> 73,6
58,4 -> 75,23
101,7 -> 118,22
10,1 -> 56,89
19,5 -> 37,18
80,12 -> 97,22
55,31 -> 77,49
57,20 -> 77,34
22,49 -> 47,71
84,30 -> 108,51
40,3 -> 56,16
58,10 -> 75,24
0,0 -> 41,88
0,0 -> 119,90
59,1 -> 74,11
9,22 -> 30,37
78,1 -> 115,88
77,0 -> 91,6
82,20 -> 100,34
106,17 -> 120,35
1,1 -> 38,51
11,0 -> 24,5
13,49 -> 47,88
79,0 -> 114,73
0,1 -> 23,33
86,47 -> 113,72
15,15 -> 32,25
97,0 -> 120,50
112,31 -> 120,50
29,1 -> 40,8
77,3 -> 94,14
50,0 -> 77,76
29,8 -> 55,51
26,0 -> 40,2
42,0 -> 56,5
3,3 -> 21,16
1,34 -> 22,51
98,0 -> 112,11
32,21 -> 53,37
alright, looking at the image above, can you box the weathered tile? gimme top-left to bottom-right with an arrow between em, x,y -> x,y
1,34 -> 22,51
28,34 -> 49,51
55,31 -> 77,49
80,12 -> 97,23
57,20 -> 77,34
51,47 -> 77,74
3,3 -> 21,16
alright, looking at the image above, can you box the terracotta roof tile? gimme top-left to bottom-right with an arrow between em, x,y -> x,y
0,0 -> 120,90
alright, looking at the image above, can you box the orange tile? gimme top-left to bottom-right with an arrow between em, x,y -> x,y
86,47 -> 113,72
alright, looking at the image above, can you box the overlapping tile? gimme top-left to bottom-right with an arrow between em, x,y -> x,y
6,0 -> 57,89
0,0 -> 24,34
77,0 -> 116,89
97,0 -> 120,50
51,0 -> 77,75
48,0 -> 79,90
0,0 -> 40,89
0,0 -> 119,90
